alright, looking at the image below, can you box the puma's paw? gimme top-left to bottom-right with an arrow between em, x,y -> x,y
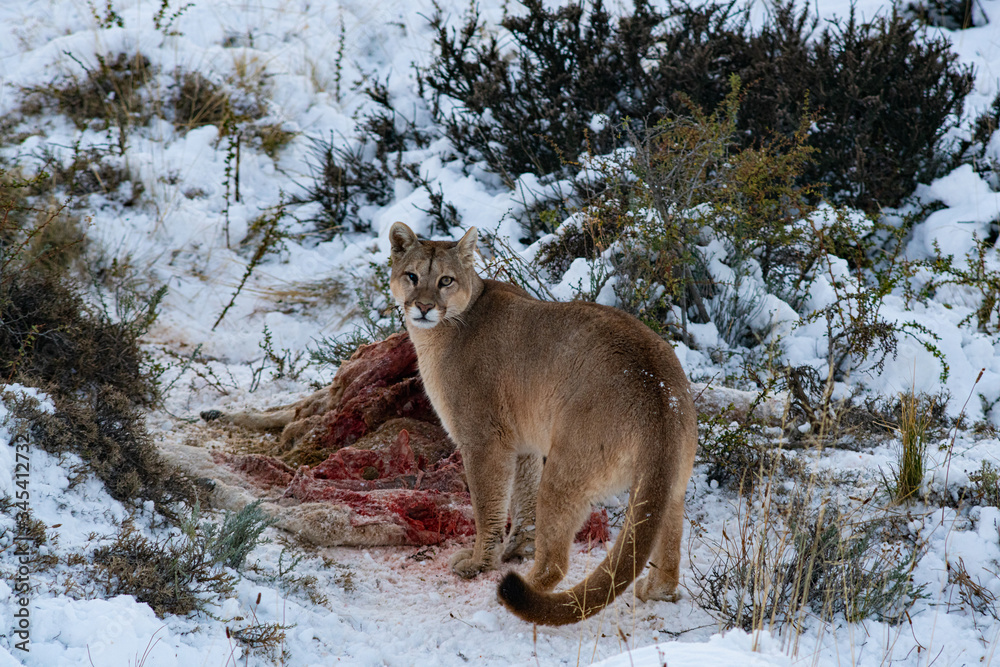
449,549 -> 492,579
634,576 -> 681,603
501,531 -> 535,563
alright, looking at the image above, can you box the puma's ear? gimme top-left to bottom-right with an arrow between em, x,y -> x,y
389,222 -> 418,256
456,227 -> 478,266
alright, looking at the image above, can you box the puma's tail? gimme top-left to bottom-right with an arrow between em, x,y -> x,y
496,470 -> 670,626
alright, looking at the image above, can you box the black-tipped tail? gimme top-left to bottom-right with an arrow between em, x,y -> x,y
498,572 -> 529,609
497,572 -> 588,626
496,470 -> 675,626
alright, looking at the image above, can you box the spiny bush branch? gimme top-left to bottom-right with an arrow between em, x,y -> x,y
213,202 -> 288,330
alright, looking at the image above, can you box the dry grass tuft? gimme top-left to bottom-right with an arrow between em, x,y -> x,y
890,391 -> 936,503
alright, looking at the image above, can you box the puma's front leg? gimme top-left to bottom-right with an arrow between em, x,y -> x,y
450,442 -> 516,579
502,453 -> 541,562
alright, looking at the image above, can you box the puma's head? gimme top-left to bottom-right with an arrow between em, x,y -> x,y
388,221 -> 481,330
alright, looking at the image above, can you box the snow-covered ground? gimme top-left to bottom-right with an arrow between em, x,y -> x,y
2,0 -> 1000,664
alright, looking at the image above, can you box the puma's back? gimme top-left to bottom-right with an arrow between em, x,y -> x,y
389,221 -> 697,626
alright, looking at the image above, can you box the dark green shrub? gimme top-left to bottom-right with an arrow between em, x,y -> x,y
358,77 -> 430,161
907,0 -> 985,29
291,133 -> 392,237
292,79 -> 432,237
0,270 -> 162,401
421,0 -> 663,183
421,0 -> 973,217
806,6 -> 973,209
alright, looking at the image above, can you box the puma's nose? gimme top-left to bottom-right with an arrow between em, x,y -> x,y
415,302 -> 434,316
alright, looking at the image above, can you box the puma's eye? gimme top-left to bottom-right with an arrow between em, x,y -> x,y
405,272 -> 418,285
438,276 -> 454,287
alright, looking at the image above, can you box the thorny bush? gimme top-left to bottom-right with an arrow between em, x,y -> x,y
421,0 -> 973,216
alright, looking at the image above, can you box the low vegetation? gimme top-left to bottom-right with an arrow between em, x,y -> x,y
693,479 -> 925,636
1,162 -> 192,515
421,0 -> 973,215
89,501 -> 276,617
18,46 -> 294,168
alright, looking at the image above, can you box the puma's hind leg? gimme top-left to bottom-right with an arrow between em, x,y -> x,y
634,492 -> 685,602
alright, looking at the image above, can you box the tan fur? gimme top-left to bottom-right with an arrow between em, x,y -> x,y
201,386 -> 334,451
388,222 -> 698,626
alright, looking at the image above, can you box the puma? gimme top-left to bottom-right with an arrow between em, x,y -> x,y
388,221 -> 698,626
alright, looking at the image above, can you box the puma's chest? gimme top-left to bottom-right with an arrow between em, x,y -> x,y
412,342 -> 462,436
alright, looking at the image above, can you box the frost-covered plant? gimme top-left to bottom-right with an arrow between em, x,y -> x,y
693,480 -> 925,636
292,80 -> 430,238
907,0 -> 984,30
529,77 -> 950,429
540,77 -> 819,346
697,410 -> 777,490
923,236 -> 1000,334
1,171 -> 188,514
291,133 -> 392,237
185,499 -> 278,571
89,501 -> 274,617
35,142 -> 144,208
782,206 -> 948,424
20,49 -> 289,159
248,324 -> 309,391
968,461 -> 1000,508
421,0 -> 973,213
89,502 -> 274,618
90,517 -> 227,617
0,165 -> 87,277
20,51 -> 154,155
